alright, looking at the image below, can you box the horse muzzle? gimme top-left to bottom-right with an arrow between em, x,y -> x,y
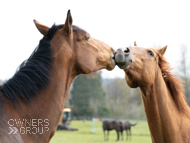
115,47 -> 133,69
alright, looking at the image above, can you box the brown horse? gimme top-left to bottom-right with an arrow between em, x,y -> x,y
115,43 -> 190,143
122,121 -> 137,140
0,10 -> 115,143
102,120 -> 123,141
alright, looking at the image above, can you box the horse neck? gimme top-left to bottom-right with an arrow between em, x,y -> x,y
18,48 -> 75,142
139,67 -> 190,143
34,53 -> 75,141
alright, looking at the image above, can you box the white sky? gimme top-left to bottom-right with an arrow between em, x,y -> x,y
0,0 -> 190,80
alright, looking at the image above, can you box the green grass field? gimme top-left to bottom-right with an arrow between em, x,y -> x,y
50,120 -> 151,143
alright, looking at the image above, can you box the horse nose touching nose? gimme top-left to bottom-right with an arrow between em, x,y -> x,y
115,48 -> 125,63
114,47 -> 133,69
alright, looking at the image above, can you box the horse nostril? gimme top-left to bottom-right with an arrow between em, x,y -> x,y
124,47 -> 130,53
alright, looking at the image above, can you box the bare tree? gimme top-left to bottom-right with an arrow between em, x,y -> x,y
103,78 -> 145,119
178,44 -> 190,104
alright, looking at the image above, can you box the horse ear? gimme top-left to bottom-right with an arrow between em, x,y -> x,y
33,20 -> 50,35
63,10 -> 73,34
134,41 -> 137,46
158,45 -> 167,55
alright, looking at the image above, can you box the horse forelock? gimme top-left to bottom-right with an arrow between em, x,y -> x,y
154,50 -> 190,117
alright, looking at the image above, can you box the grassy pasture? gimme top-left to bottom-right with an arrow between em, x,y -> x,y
50,120 -> 151,143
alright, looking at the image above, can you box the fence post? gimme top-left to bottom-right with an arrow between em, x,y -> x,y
92,118 -> 95,134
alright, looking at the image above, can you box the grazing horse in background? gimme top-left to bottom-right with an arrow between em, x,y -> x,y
123,121 -> 137,140
102,120 -> 123,141
0,10 -> 115,143
115,42 -> 190,143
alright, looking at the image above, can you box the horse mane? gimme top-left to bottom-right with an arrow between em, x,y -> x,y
155,50 -> 190,117
0,25 -> 57,106
0,23 -> 87,106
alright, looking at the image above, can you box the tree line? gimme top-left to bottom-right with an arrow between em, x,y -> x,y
66,72 -> 146,120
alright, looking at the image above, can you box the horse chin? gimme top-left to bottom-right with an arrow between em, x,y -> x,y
117,64 -> 128,69
106,58 -> 116,71
106,65 -> 115,71
116,60 -> 132,70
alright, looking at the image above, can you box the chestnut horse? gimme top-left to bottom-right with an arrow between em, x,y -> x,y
115,43 -> 190,143
0,10 -> 115,143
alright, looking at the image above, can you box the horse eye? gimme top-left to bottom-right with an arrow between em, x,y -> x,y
148,50 -> 154,57
86,36 -> 90,41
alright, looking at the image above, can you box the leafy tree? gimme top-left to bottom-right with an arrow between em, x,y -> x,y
70,74 -> 92,117
98,106 -> 111,117
70,72 -> 110,118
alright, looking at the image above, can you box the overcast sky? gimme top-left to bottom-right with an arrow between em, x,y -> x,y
0,0 -> 189,80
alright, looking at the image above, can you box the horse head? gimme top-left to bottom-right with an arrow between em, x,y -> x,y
34,10 -> 116,75
115,42 -> 167,88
